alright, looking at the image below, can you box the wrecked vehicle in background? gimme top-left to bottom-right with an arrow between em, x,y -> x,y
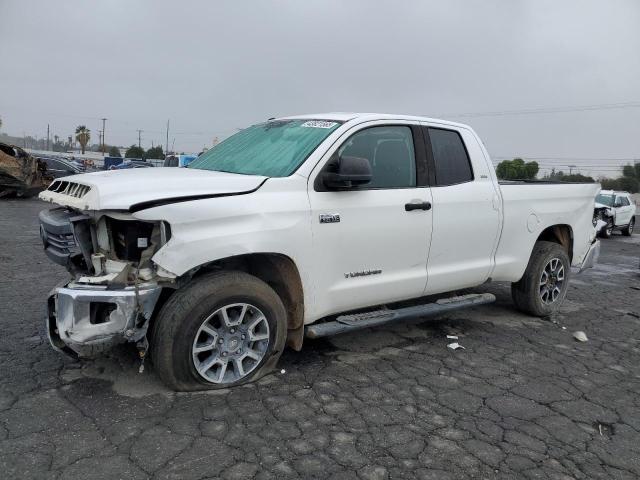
0,142 -> 50,197
593,190 -> 636,238
38,113 -> 601,391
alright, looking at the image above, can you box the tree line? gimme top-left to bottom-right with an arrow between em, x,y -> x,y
495,157 -> 640,192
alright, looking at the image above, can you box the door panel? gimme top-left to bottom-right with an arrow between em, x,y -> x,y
307,122 -> 432,320
426,182 -> 500,294
422,125 -> 501,295
614,197 -> 633,225
308,188 -> 432,319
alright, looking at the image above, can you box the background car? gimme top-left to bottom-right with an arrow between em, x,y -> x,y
39,157 -> 83,178
163,154 -> 198,167
109,159 -> 154,170
594,190 -> 636,237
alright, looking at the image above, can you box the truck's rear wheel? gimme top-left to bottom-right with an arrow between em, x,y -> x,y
511,241 -> 571,317
150,271 -> 287,391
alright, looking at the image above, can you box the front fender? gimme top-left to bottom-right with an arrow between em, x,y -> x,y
131,180 -> 316,312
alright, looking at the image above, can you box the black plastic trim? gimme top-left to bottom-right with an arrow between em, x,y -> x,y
128,178 -> 269,213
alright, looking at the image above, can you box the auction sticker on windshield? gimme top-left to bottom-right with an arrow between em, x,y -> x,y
301,120 -> 338,129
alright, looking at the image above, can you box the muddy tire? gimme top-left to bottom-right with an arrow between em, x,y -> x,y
150,271 -> 287,391
511,241 -> 571,317
621,217 -> 634,236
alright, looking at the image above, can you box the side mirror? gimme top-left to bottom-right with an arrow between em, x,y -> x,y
322,156 -> 372,189
614,201 -> 623,208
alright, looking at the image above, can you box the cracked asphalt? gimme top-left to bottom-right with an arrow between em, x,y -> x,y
1,198 -> 639,480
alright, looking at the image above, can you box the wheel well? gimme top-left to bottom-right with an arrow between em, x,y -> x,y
190,253 -> 305,351
536,224 -> 573,261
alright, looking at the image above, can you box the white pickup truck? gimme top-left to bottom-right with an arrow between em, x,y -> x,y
39,113 -> 600,390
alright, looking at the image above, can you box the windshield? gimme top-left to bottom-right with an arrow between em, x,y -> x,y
596,194 -> 615,206
188,119 -> 342,177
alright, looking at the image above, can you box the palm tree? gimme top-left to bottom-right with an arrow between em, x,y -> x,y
75,125 -> 90,154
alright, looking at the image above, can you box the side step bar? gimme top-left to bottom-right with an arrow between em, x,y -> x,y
304,293 -> 496,339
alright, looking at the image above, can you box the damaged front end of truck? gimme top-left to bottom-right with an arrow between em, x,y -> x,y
39,179 -> 175,358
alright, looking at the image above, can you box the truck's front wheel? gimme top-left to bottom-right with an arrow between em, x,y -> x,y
151,271 -> 287,391
511,241 -> 571,317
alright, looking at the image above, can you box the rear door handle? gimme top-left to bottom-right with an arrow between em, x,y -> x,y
405,201 -> 431,211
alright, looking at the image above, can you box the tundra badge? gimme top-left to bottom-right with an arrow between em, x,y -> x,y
319,214 -> 340,224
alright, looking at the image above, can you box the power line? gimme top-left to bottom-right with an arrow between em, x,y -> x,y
436,101 -> 640,118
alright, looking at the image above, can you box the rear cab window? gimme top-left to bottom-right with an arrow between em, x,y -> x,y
427,128 -> 474,186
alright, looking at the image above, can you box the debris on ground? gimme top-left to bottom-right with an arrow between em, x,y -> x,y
446,335 -> 459,340
280,369 -> 286,374
573,331 -> 588,342
447,342 -> 465,351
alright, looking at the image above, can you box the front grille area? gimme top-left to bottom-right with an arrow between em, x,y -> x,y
47,180 -> 91,198
39,208 -> 79,267
45,231 -> 76,251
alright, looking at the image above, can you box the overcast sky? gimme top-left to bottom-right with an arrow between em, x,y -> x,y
1,0 -> 639,177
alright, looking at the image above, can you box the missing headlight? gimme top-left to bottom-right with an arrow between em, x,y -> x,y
108,218 -> 155,262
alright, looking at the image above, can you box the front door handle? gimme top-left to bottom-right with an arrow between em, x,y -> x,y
405,201 -> 431,211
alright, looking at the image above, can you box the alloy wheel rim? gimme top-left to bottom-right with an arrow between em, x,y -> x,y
539,258 -> 565,305
192,303 -> 270,384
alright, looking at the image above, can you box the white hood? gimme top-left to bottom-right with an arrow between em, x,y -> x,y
39,167 -> 267,211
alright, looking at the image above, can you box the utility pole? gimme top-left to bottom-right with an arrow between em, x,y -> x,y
165,119 -> 170,156
46,124 -> 50,151
101,118 -> 107,156
137,129 -> 143,148
569,165 -> 576,175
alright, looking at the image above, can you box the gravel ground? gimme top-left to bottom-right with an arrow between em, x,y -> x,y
1,198 -> 639,480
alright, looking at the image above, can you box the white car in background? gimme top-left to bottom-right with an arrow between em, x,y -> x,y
594,190 -> 636,237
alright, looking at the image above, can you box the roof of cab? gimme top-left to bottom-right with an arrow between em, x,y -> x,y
277,112 -> 471,129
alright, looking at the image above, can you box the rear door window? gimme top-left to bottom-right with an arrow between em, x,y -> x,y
428,128 -> 473,186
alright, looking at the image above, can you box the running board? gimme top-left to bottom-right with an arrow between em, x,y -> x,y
304,293 -> 496,339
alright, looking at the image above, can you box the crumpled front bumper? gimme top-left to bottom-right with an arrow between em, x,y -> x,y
579,239 -> 600,273
47,283 -> 161,357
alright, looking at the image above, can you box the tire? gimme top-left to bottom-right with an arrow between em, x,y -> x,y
599,219 -> 613,238
622,217 -> 635,236
150,270 -> 287,391
511,241 -> 571,317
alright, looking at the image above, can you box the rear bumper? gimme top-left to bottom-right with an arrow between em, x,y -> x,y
47,283 -> 161,357
579,239 -> 600,273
